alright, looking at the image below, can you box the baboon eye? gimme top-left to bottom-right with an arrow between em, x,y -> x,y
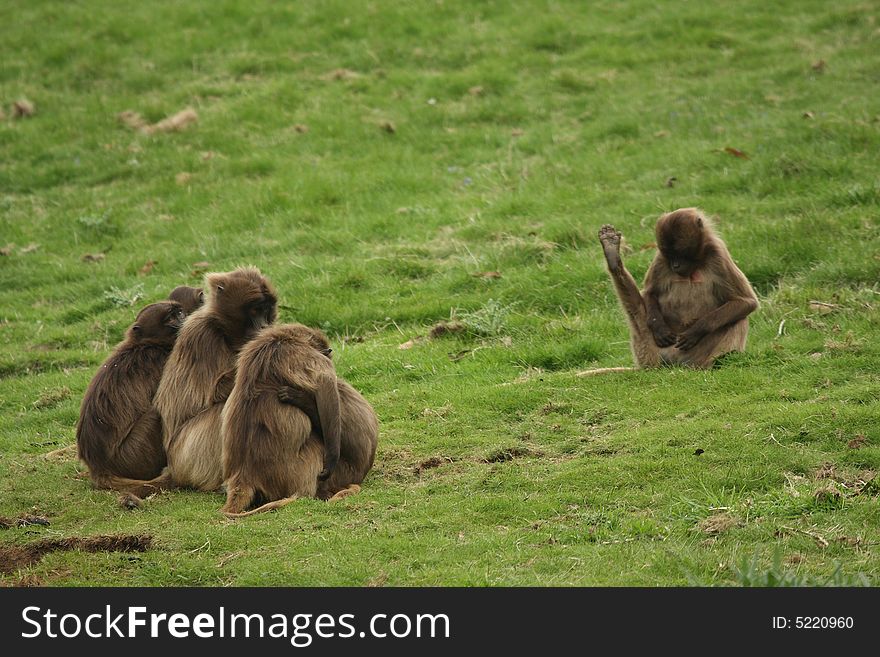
133,325 -> 141,333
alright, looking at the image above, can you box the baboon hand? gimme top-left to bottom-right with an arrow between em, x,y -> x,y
675,324 -> 707,351
650,321 -> 677,348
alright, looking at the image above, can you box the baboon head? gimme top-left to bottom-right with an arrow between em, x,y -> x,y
168,285 -> 205,314
655,207 -> 709,277
205,267 -> 277,345
128,301 -> 186,346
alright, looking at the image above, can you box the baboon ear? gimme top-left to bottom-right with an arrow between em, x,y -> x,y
206,273 -> 226,294
696,216 -> 704,229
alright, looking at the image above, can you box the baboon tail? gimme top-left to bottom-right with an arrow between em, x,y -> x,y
576,367 -> 637,377
96,469 -> 175,498
222,495 -> 300,519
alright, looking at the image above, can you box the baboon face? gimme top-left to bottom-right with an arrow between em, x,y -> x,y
308,331 -> 333,360
129,301 -> 186,345
656,208 -> 705,277
207,267 -> 277,341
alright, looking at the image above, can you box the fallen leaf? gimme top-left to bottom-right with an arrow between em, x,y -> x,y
118,110 -> 147,130
811,59 -> 826,72
511,128 -> 524,137
325,68 -> 360,81
142,108 -> 198,135
12,99 -> 35,118
175,172 -> 192,185
723,146 -> 750,159
802,111 -> 814,119
809,300 -> 837,314
139,260 -> 156,275
380,120 -> 396,134
665,176 -> 677,188
20,243 -> 39,254
292,124 -> 309,134
429,321 -> 466,339
471,271 -> 502,279
654,130 -> 670,138
398,337 -> 423,350
81,253 -> 105,263
0,244 -> 14,256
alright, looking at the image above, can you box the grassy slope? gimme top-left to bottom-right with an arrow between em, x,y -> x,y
0,0 -> 878,586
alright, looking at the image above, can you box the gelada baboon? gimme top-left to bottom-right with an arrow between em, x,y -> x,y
76,301 -> 186,496
221,323 -> 378,517
168,285 -> 204,314
150,267 -> 277,491
581,208 -> 758,375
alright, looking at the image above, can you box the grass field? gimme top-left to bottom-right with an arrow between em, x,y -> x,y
1,0 -> 878,586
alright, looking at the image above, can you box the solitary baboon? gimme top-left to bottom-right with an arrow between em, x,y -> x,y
581,208 -> 758,374
76,301 -> 186,497
221,324 -> 378,517
168,285 -> 204,314
150,267 -> 277,491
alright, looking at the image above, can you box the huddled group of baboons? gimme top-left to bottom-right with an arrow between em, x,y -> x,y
75,207 -> 756,516
76,267 -> 378,517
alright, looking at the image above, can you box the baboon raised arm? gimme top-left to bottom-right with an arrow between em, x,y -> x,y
150,267 -> 277,491
583,208 -> 758,374
76,301 -> 186,497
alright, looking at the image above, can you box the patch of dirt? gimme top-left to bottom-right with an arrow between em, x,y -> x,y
32,386 -> 71,409
0,515 -> 50,530
0,534 -> 152,574
813,485 -> 842,505
483,446 -> 539,463
815,462 -> 836,480
848,434 -> 868,449
413,456 -> 455,475
698,512 -> 738,535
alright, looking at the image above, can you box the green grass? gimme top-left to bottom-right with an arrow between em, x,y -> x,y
1,0 -> 878,586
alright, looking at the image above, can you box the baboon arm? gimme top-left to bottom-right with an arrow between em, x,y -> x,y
212,369 -> 235,404
277,386 -> 323,438
676,297 -> 757,350
314,373 -> 341,481
644,290 -> 677,347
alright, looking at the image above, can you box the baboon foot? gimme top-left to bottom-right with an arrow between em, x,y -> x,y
598,224 -> 623,271
328,484 -> 361,501
118,493 -> 142,510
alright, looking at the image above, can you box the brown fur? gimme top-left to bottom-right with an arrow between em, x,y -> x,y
221,324 -> 378,517
76,301 -> 185,497
149,267 -> 277,492
168,286 -> 204,314
589,208 -> 758,371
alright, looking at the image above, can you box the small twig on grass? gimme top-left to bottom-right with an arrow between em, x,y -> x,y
780,525 -> 829,548
776,319 -> 786,337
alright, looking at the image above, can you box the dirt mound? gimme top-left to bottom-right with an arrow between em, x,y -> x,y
0,534 -> 152,574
